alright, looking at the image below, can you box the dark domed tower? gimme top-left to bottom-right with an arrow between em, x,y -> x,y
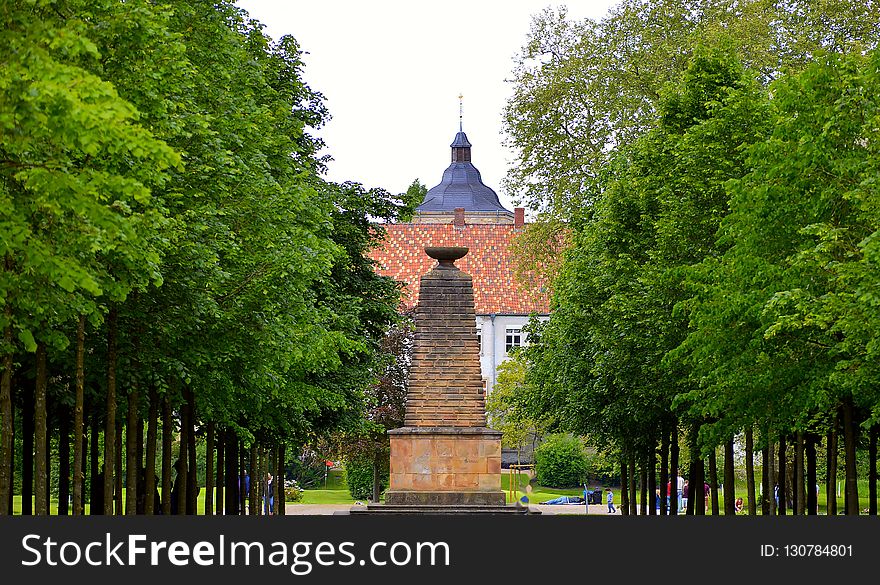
413,129 -> 514,224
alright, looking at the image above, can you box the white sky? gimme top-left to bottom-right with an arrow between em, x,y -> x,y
235,1 -> 619,210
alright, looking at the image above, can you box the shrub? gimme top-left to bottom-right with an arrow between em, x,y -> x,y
534,433 -> 589,488
344,457 -> 389,500
289,451 -> 331,489
284,479 -> 304,503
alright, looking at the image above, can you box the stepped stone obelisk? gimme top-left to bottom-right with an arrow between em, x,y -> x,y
354,246 -> 531,513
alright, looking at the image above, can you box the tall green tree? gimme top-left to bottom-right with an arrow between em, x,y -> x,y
0,0 -> 179,514
677,48 -> 880,513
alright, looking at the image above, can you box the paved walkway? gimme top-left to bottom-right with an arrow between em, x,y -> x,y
283,503 -> 626,515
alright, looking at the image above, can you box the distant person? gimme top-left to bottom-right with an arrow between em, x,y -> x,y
263,473 -> 274,515
606,488 -> 616,514
542,495 -> 584,505
682,480 -> 689,512
241,471 -> 250,507
735,497 -> 744,513
676,474 -> 685,510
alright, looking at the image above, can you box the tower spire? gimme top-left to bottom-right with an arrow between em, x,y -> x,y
458,92 -> 463,131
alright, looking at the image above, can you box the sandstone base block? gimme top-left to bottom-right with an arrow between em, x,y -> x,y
385,426 -> 505,506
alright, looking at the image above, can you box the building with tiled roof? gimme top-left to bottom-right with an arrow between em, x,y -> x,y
371,125 -> 550,394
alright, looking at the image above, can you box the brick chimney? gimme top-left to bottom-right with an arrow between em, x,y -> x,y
514,207 -> 525,230
454,207 -> 466,228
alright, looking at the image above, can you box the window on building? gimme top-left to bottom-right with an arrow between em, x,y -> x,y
505,328 -> 522,353
476,329 -> 482,355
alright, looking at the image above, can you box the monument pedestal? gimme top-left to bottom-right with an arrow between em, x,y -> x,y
350,247 -> 538,515
384,427 -> 505,506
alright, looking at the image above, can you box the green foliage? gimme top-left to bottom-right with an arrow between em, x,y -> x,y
343,458 -> 388,501
513,2 -> 880,510
521,42 -> 772,463
676,48 -> 880,437
534,433 -> 588,488
0,0 -> 421,514
583,449 -> 618,484
486,353 -> 549,449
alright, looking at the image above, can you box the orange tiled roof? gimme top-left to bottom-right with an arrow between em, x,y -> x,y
370,223 -> 550,315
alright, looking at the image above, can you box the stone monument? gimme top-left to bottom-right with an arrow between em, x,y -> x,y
353,246 -> 533,514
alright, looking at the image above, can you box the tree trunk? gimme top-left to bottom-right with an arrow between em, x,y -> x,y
45,417 -> 52,510
126,376 -> 139,515
177,399 -> 188,516
647,443 -> 657,516
767,439 -> 776,515
249,445 -> 258,516
59,410 -> 70,515
114,413 -> 123,514
619,452 -> 629,515
777,436 -> 787,515
256,447 -> 264,516
639,456 -> 648,516
827,417 -> 838,516
277,443 -> 285,515
0,319 -> 14,515
137,410 -> 143,485
659,430 -> 669,516
89,410 -> 100,514
216,428 -> 224,515
7,400 -> 13,514
225,429 -> 238,515
72,315 -> 85,515
842,398 -> 859,515
687,424 -> 701,515
186,389 -> 197,515
34,342 -> 48,515
205,421 -> 214,515
708,448 -> 719,515
372,453 -> 381,504
806,434 -> 817,516
724,437 -> 735,515
628,452 -> 637,516
794,431 -> 805,515
22,377 -> 34,515
669,427 -> 679,515
103,307 -> 117,515
869,426 -> 877,516
79,407 -> 87,513
273,446 -> 281,515
239,439 -> 246,514
745,427 -> 756,515
161,395 -> 172,515
144,385 -> 158,515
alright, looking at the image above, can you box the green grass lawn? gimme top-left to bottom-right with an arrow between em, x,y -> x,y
293,468 -> 356,505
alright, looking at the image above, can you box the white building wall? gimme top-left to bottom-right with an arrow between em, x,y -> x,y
476,314 -> 549,395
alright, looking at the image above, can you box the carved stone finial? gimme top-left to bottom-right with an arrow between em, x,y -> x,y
425,246 -> 468,268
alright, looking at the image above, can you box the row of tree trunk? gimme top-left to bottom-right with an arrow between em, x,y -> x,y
616,412 -> 876,515
1,311 -> 290,515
